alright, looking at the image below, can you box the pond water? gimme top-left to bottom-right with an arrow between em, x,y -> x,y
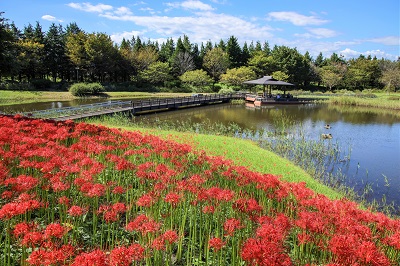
2,100 -> 400,210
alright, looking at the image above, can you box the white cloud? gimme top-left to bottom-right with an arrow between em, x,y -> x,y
41,15 -> 63,22
67,2 -> 113,13
339,48 -> 397,60
114,7 -> 133,16
367,36 -> 399,46
166,0 -> 214,11
100,11 -> 273,44
110,30 -> 144,43
267,11 -> 328,26
307,28 -> 338,38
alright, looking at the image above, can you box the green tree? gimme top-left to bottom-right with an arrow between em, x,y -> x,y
159,38 -> 175,63
345,56 -> 381,90
271,45 -> 311,86
203,47 -> 229,84
44,23 -> 67,82
226,36 -> 242,68
85,32 -> 117,81
319,67 -> 342,91
272,70 -> 289,82
139,61 -> 171,85
220,66 -> 256,88
380,61 -> 400,92
247,51 -> 275,77
131,46 -> 159,73
180,69 -> 213,86
66,31 -> 88,81
0,13 -> 16,78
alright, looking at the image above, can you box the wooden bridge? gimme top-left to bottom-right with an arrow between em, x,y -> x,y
23,94 -> 242,121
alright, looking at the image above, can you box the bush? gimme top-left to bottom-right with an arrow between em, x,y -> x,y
69,82 -> 105,96
218,87 -> 235,94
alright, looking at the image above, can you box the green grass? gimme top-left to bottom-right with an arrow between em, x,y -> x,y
0,90 -> 194,106
325,93 -> 400,110
92,122 -> 343,200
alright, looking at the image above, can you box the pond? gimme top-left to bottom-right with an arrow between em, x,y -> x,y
2,100 -> 399,210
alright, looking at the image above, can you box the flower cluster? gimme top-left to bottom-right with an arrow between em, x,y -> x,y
0,115 -> 399,265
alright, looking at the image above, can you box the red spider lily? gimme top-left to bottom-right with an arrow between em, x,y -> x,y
112,185 -> 125,195
21,231 -> 43,247
3,175 -> 39,192
13,222 -> 32,238
128,243 -> 145,261
1,190 -> 13,199
241,238 -> 293,266
202,205 -> 215,214
224,218 -> 243,236
109,246 -> 133,266
151,235 -> 166,251
0,199 -> 41,220
233,198 -> 263,216
44,223 -> 70,239
68,205 -> 86,217
26,244 -> 75,266
164,192 -> 181,206
136,193 -> 155,207
58,196 -> 70,206
163,230 -> 179,244
71,249 -> 108,266
126,214 -> 161,235
383,231 -> 400,249
208,237 -> 226,251
204,186 -> 235,202
112,202 -> 127,213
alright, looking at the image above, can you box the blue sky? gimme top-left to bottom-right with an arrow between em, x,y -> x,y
2,0 -> 399,60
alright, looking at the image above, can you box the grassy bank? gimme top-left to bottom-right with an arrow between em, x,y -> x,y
325,93 -> 400,110
90,120 -> 343,200
0,90 -> 192,106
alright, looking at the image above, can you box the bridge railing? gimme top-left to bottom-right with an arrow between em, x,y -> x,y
22,100 -> 132,119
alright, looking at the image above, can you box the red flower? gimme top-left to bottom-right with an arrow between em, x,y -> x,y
202,205 -> 215,214
68,205 -> 85,217
112,186 -> 125,194
164,192 -> 181,206
136,193 -> 155,207
44,223 -> 69,239
128,243 -> 145,261
71,249 -> 108,266
126,214 -> 160,235
13,222 -> 31,238
208,237 -> 225,251
109,246 -> 132,266
163,230 -> 179,244
223,218 -> 243,236
58,196 -> 70,206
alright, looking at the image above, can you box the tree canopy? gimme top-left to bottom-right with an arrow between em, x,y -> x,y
0,13 -> 398,92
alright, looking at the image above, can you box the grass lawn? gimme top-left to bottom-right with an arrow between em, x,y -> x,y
0,90 -> 193,106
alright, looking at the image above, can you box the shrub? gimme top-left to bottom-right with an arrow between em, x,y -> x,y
218,87 -> 235,94
69,83 -> 105,96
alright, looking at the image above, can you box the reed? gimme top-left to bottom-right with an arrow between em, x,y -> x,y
326,95 -> 400,110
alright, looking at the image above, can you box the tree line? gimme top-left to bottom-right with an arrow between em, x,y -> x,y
0,13 -> 399,92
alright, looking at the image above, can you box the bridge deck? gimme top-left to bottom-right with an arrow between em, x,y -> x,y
21,94 -> 243,121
